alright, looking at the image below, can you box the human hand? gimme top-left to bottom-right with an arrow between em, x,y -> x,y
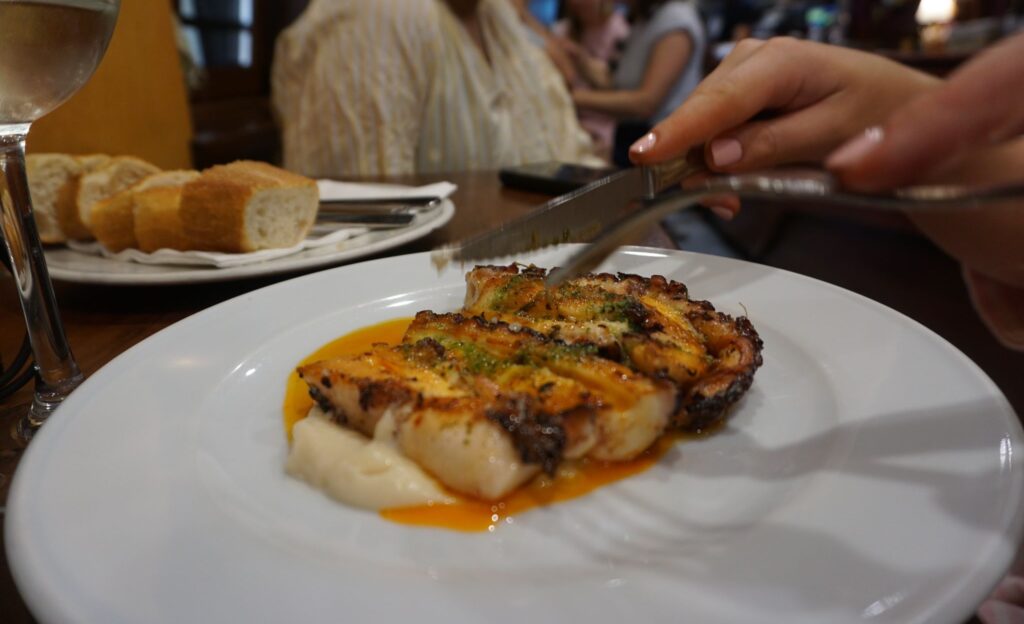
629,34 -> 1024,312
826,32 -> 1024,191
561,39 -> 613,89
630,38 -> 939,172
978,575 -> 1024,624
628,38 -> 939,214
822,32 -> 1024,290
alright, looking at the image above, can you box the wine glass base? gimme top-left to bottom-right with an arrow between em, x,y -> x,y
15,371 -> 85,443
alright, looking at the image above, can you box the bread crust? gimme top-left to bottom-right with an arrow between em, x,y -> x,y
66,156 -> 159,241
133,171 -> 200,252
34,157 -> 317,254
26,153 -> 78,244
179,160 -> 318,253
54,154 -> 111,240
90,189 -> 137,252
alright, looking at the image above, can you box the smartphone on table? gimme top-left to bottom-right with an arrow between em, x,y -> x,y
499,162 -> 618,196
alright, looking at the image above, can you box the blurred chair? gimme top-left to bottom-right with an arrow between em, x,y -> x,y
26,0 -> 193,169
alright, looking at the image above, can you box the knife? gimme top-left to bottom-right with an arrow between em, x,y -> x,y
320,196 -> 442,208
545,166 -> 1024,286
316,212 -> 416,228
431,150 -> 706,269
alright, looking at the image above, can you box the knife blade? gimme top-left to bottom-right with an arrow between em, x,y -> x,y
431,151 -> 705,270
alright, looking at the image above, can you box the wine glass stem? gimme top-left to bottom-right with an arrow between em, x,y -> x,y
0,124 -> 83,429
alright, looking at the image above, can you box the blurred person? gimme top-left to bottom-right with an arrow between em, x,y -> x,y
629,34 -> 1024,350
509,0 -> 580,85
568,0 -> 707,166
551,0 -> 631,159
271,0 -> 598,178
630,35 -> 1024,621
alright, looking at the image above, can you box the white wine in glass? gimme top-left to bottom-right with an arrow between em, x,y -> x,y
0,0 -> 120,437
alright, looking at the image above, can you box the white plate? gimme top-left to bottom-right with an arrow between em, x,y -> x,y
41,199 -> 454,284
7,246 -> 1023,624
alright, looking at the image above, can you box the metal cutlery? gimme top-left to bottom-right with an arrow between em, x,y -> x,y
546,168 -> 1024,285
317,197 -> 442,228
431,151 -> 704,269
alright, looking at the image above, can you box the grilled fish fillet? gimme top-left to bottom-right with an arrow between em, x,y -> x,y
463,265 -> 763,430
405,312 -> 675,462
297,312 -> 676,500
298,341 -> 543,500
295,266 -> 761,502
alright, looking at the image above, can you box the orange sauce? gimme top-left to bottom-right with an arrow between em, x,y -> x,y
283,317 -> 411,439
283,317 -> 687,532
381,434 -> 681,532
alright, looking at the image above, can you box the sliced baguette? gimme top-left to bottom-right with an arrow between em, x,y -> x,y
179,161 -> 319,253
91,169 -> 198,252
55,154 -> 112,240
26,153 -> 78,244
68,156 -> 160,241
132,170 -> 201,252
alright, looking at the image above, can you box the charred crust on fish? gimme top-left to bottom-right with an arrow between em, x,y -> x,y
486,397 -> 566,474
464,264 -> 764,432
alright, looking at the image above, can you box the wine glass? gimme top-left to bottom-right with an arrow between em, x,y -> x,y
0,0 -> 120,439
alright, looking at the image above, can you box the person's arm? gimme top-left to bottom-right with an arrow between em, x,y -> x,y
562,38 -> 614,89
511,0 -> 579,83
544,38 -> 582,84
572,30 -> 692,120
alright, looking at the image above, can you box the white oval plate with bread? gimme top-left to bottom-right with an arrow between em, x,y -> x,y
27,155 -> 455,284
6,246 -> 1023,624
42,199 -> 453,284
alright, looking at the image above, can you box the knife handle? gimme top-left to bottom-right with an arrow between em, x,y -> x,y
641,148 -> 708,198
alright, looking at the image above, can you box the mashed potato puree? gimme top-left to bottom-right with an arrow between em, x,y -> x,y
286,408 -> 455,510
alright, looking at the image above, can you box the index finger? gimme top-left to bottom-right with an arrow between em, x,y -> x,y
630,38 -> 832,164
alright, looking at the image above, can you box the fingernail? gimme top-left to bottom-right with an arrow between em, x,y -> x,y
630,132 -> 657,155
710,138 -> 743,167
710,205 -> 735,220
827,126 -> 884,169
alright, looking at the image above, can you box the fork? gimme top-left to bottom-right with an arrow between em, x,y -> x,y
546,168 -> 1024,286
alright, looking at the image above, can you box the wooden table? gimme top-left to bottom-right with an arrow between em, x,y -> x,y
0,170 -> 674,621
1,170 -> 1019,622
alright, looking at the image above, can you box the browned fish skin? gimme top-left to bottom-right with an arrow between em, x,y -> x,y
298,343 -> 548,499
406,312 -> 674,462
299,317 -> 622,486
463,265 -> 763,430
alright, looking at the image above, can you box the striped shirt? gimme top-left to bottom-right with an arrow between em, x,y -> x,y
271,0 -> 599,177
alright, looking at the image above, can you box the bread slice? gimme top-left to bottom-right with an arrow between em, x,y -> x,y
26,153 -> 79,244
132,170 -> 201,252
55,154 -> 112,240
66,156 -> 160,240
179,161 -> 319,253
89,189 -> 136,252
91,170 -> 198,252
